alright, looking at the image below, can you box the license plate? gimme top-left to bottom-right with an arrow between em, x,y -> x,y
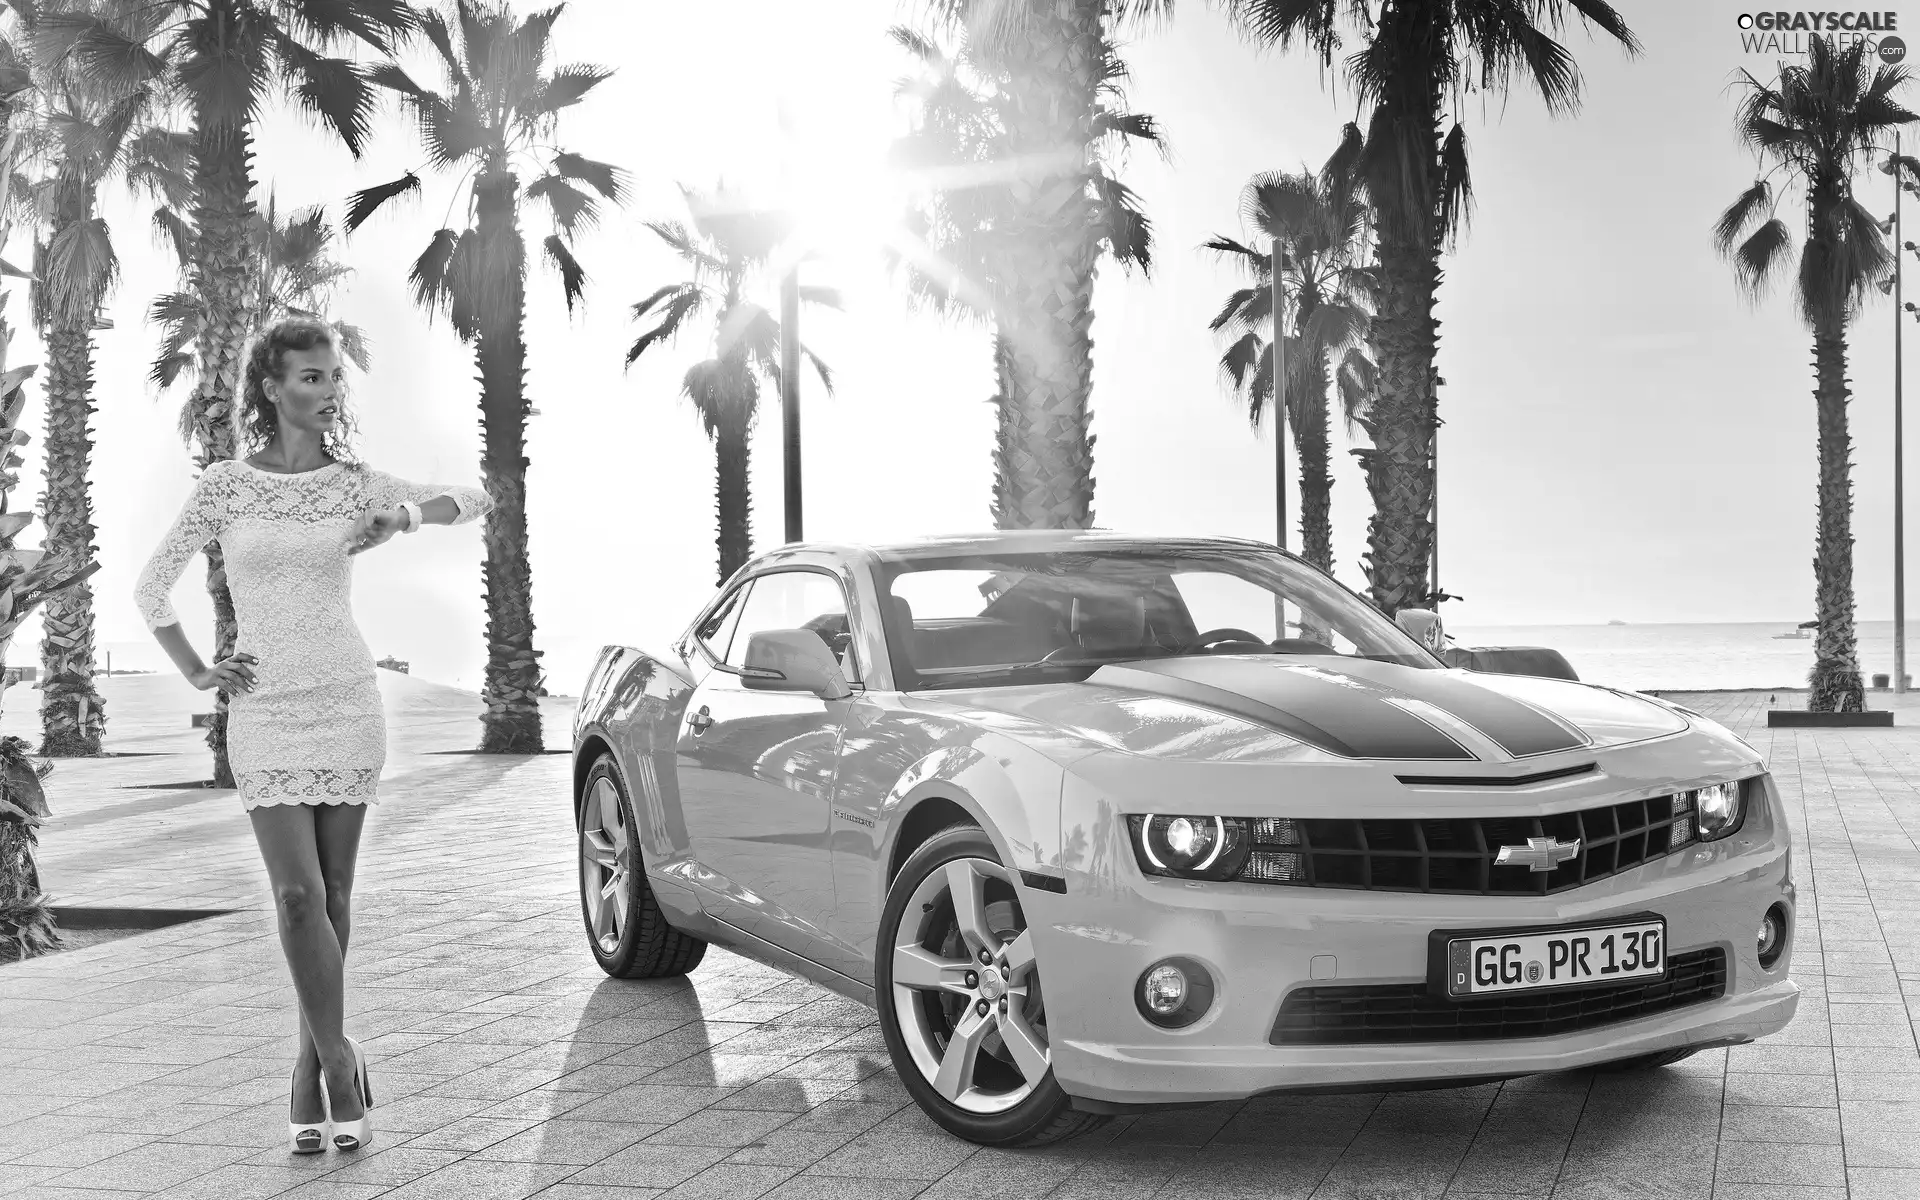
1439,917 -> 1666,998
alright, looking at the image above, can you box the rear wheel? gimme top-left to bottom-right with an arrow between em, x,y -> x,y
875,824 -> 1107,1146
578,754 -> 706,979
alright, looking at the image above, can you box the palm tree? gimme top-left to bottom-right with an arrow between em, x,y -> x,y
150,194 -> 370,407
21,10 -> 179,756
1716,38 -> 1913,713
349,0 -> 620,753
41,0 -> 413,783
894,14 -> 1159,529
901,0 -> 1166,529
0,229 -> 105,961
626,187 -> 837,585
1224,0 -> 1638,615
1207,132 -> 1375,577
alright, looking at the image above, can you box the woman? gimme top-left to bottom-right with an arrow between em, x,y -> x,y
135,319 -> 492,1154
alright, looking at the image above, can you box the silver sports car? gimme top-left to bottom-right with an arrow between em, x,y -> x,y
570,532 -> 1797,1146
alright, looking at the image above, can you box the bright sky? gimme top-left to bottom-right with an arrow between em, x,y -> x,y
2,0 -> 1905,698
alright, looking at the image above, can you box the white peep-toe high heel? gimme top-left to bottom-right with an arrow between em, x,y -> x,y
328,1036 -> 374,1152
287,1068 -> 329,1154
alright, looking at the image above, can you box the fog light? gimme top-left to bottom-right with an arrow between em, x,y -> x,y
1142,965 -> 1186,1014
1135,957 -> 1216,1029
1758,903 -> 1789,968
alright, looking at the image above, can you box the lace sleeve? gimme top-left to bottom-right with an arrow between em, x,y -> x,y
134,462 -> 229,631
363,468 -> 492,526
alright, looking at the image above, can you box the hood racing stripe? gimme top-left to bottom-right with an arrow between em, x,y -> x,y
1094,661 -> 1476,760
1325,660 -> 1590,758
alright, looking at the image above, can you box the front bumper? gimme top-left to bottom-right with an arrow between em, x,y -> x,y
1038,782 -> 1798,1106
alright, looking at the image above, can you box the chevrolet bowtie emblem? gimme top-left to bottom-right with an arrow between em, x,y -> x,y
1495,836 -> 1582,873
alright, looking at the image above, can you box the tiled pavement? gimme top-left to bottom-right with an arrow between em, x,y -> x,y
2,676 -> 1918,1199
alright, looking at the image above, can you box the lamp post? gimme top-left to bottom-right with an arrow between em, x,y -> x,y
1885,136 -> 1910,692
781,264 -> 802,544
1272,245 -> 1289,554
1273,245 -> 1290,635
1899,135 -> 1908,695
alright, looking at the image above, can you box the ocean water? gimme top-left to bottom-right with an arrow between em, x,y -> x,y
25,621 -> 1911,698
1448,621 -> 1912,693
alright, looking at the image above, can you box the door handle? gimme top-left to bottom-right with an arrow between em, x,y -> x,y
687,705 -> 713,735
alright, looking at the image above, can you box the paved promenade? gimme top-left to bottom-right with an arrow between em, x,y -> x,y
0,676 -> 1916,1199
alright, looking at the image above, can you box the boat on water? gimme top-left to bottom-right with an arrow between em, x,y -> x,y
1773,620 -> 1818,640
1607,619 -> 1628,626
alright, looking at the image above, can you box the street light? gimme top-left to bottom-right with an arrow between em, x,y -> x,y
1885,136 -> 1910,692
1272,244 -> 1290,637
781,266 -> 801,544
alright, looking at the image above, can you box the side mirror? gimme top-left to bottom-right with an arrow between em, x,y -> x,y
739,629 -> 854,700
1395,607 -> 1445,652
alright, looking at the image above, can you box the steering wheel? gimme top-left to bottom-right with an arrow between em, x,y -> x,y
1184,627 -> 1268,654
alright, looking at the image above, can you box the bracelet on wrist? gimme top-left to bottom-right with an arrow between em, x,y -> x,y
399,500 -> 423,533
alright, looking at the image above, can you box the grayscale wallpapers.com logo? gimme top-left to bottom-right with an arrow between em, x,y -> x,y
1737,11 -> 1907,63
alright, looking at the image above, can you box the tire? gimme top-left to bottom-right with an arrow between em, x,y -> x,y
1594,1047 -> 1699,1072
875,823 -> 1108,1147
578,754 -> 706,979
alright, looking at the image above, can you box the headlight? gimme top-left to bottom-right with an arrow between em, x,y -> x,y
1690,780 -> 1746,841
1127,815 -> 1251,880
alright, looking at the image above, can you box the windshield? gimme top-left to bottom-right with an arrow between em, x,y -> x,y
877,547 -> 1438,691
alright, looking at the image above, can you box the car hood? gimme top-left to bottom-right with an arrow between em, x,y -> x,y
930,654 -> 1691,763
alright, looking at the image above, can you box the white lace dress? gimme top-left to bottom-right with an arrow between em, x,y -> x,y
134,459 -> 492,810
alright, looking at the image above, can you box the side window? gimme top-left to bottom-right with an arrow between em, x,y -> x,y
694,583 -> 750,664
725,570 -> 857,674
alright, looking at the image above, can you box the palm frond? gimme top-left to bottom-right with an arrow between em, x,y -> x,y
367,62 -> 427,99
1436,122 -> 1473,246
521,63 -> 612,119
797,284 -> 844,310
631,283 -> 693,320
407,227 -> 459,313
344,172 -> 421,233
1731,217 -> 1793,300
286,0 -> 416,57
1714,181 -> 1773,256
275,38 -> 378,157
551,150 -> 626,202
543,233 -> 586,313
626,288 -> 706,366
151,206 -> 193,267
1093,170 -> 1152,273
527,174 -> 596,235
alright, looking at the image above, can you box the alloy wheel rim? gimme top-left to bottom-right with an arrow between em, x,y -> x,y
580,777 -> 631,954
890,857 -> 1049,1115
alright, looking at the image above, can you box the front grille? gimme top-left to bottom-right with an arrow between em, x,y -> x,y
1239,792 -> 1698,896
1269,948 -> 1727,1045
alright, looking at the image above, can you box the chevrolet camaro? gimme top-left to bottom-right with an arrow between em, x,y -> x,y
569,532 -> 1797,1145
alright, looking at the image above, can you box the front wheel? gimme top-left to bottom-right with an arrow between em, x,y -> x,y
578,754 -> 706,979
874,824 -> 1107,1146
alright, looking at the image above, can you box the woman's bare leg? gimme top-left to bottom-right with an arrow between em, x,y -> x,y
286,804 -> 369,1122
249,804 -> 365,1123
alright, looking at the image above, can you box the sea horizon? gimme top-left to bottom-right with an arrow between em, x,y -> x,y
18,617 -> 1909,699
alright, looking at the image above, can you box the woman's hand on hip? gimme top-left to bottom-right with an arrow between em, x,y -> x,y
349,507 -> 407,555
189,653 -> 258,694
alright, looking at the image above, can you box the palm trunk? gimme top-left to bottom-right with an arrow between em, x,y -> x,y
1296,377 -> 1335,574
988,331 -> 1018,523
992,0 -> 1103,531
1808,319 -> 1866,712
187,114 -> 261,786
473,170 -> 543,753
714,404 -> 753,585
37,323 -> 105,756
1356,229 -> 1440,616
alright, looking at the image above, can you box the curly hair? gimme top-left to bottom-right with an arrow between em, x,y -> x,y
238,318 -> 359,464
